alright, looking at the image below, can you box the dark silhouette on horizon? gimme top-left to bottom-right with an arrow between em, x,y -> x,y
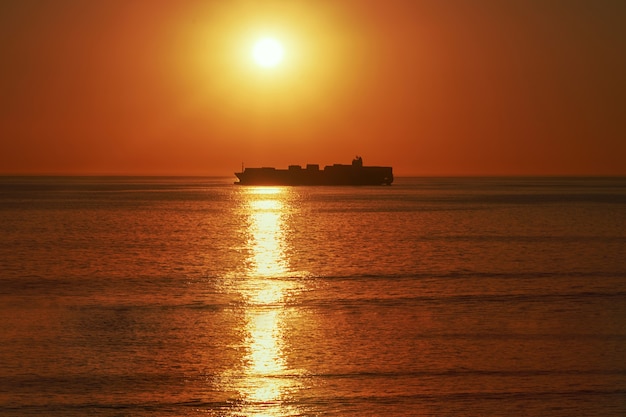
235,156 -> 393,186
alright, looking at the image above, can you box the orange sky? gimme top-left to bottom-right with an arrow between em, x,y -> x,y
1,0 -> 625,176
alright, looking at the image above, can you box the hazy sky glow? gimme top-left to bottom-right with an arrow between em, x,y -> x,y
1,0 -> 625,175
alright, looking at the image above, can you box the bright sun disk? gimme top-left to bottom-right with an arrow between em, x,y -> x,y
252,38 -> 284,68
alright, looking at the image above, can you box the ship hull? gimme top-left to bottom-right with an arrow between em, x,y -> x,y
234,159 -> 393,186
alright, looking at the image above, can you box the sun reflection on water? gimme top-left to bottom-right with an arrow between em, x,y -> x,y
227,186 -> 304,416
249,207 -> 288,279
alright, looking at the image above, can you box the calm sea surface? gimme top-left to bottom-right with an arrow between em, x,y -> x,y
1,176 -> 625,416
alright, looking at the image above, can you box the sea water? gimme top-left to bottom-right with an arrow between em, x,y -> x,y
0,176 -> 625,416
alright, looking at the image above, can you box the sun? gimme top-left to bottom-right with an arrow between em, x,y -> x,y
252,37 -> 284,68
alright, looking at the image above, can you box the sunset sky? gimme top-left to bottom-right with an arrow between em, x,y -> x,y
1,0 -> 625,176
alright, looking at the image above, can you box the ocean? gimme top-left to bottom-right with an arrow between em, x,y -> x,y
1,176 -> 625,416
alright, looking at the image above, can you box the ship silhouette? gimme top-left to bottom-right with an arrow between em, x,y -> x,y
235,156 -> 393,186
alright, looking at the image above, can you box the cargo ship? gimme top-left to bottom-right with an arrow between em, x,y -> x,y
234,156 -> 393,186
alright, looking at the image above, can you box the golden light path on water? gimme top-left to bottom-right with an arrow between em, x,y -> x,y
230,186 -> 304,416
